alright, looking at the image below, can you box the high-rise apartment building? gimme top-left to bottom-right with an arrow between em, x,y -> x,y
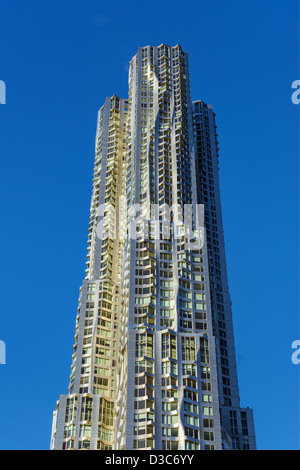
50,44 -> 256,451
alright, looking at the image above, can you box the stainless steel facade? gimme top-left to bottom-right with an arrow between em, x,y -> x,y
50,45 -> 256,451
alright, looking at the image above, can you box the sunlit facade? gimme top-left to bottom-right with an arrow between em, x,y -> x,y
50,45 -> 256,451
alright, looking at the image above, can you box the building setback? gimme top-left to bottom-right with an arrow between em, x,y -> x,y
50,44 -> 256,451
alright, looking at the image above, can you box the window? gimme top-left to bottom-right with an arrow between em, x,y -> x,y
135,360 -> 154,374
184,414 -> 199,426
185,441 -> 199,450
163,440 -> 178,450
65,397 -> 77,422
204,431 -> 214,441
230,410 -> 238,435
135,333 -> 153,358
241,411 -> 249,436
81,397 -> 93,421
162,361 -> 177,375
200,337 -> 210,363
181,336 -> 195,361
133,438 -> 154,449
161,333 -> 176,359
182,363 -> 197,376
79,425 -> 91,438
162,414 -> 178,425
162,427 -> 178,438
242,438 -> 250,450
202,394 -> 212,403
78,440 -> 90,449
99,399 -> 114,426
185,427 -> 198,440
232,437 -> 240,450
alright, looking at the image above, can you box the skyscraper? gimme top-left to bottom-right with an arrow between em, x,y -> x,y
50,44 -> 256,451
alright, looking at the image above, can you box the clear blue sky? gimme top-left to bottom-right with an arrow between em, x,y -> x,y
0,0 -> 299,450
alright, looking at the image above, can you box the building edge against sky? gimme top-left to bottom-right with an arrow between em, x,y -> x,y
50,44 -> 256,451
